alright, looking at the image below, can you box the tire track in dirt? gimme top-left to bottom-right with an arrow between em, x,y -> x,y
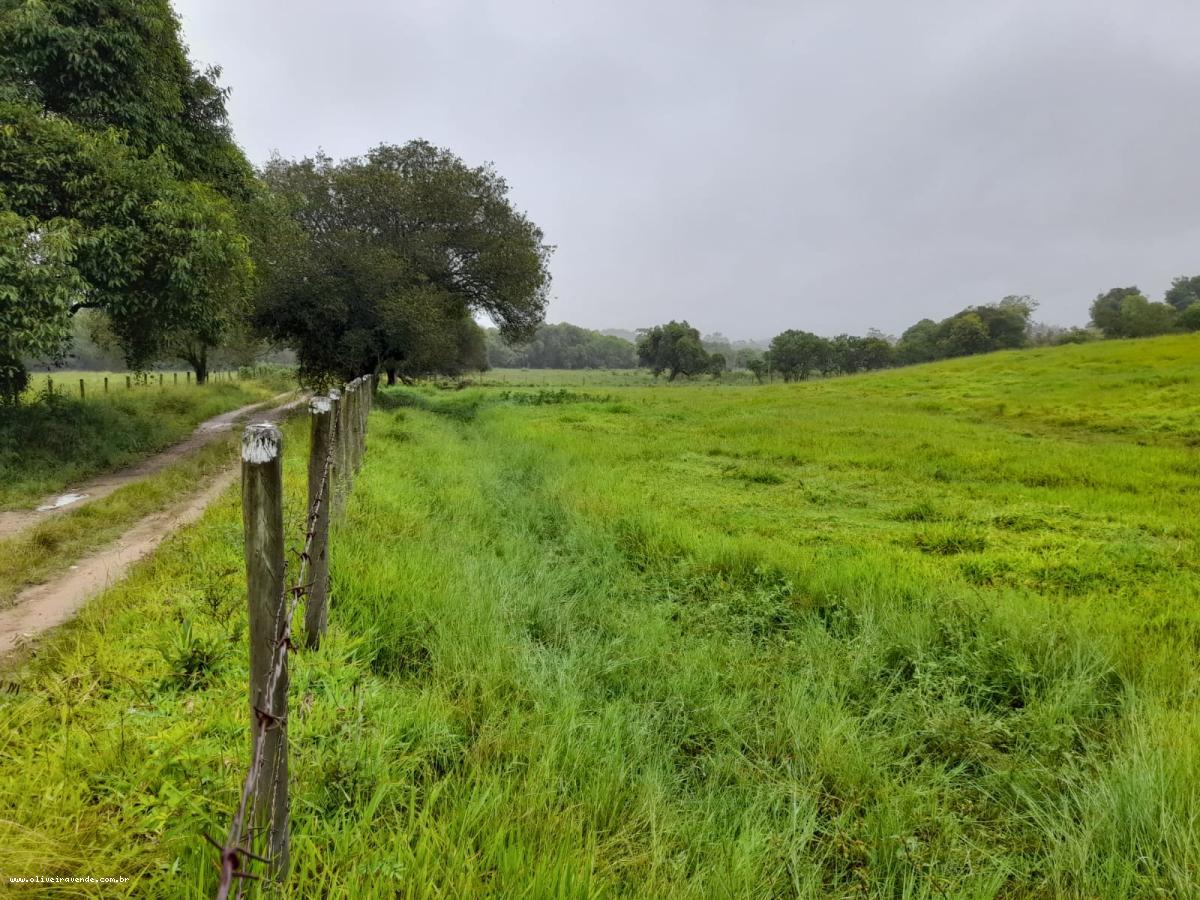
0,398 -> 309,656
0,392 -> 302,540
0,469 -> 238,656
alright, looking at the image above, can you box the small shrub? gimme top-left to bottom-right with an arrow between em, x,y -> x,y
160,619 -> 226,691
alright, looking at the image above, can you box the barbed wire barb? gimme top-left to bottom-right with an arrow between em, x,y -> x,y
212,393 -> 346,899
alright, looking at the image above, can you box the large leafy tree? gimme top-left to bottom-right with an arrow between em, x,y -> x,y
827,334 -> 894,374
256,142 -> 552,384
940,311 -> 992,356
1089,286 -> 1143,338
768,329 -> 829,381
894,296 -> 1036,364
1090,286 -> 1178,338
0,0 -> 254,390
896,319 -> 940,364
0,0 -> 252,195
636,321 -> 712,380
1164,275 -> 1200,313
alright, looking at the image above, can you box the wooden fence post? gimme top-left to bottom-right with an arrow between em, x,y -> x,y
358,378 -> 368,464
174,372 -> 178,385
345,380 -> 357,476
104,377 -> 108,393
187,371 -> 191,385
79,379 -> 85,400
304,396 -> 334,649
336,384 -> 348,495
126,375 -> 131,390
328,389 -> 344,516
351,379 -> 364,474
364,375 -> 373,442
240,423 -> 289,879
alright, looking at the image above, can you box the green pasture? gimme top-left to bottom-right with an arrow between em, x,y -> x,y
0,335 -> 1197,896
475,367 -> 756,387
23,369 -> 244,402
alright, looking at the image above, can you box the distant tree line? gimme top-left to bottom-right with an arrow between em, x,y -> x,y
629,298 -> 1039,382
893,296 -> 1038,365
1088,279 -> 1200,339
485,322 -> 637,369
629,280 -> 1200,384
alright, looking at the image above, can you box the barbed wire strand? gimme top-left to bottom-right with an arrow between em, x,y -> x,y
213,391 -> 346,900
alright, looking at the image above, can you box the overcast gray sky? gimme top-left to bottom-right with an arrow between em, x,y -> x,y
174,0 -> 1200,339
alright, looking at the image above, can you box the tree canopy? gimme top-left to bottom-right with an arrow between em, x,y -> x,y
768,330 -> 828,381
1164,275 -> 1200,313
0,0 -> 253,195
255,142 -> 552,384
636,321 -> 713,380
1089,287 -> 1178,339
486,322 -> 637,369
894,296 -> 1036,363
0,0 -> 255,391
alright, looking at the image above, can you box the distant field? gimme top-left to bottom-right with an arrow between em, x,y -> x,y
22,369 -> 244,402
0,369 -> 293,509
476,367 -> 759,387
1,335 -> 1197,896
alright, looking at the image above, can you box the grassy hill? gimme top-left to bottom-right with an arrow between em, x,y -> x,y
1,335 -> 1197,896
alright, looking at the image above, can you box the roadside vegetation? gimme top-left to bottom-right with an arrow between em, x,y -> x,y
0,433 -> 240,603
0,372 -> 290,509
1,335 -> 1196,896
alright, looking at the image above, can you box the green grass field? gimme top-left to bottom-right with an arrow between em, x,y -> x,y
0,335 -> 1197,896
465,367 -> 761,388
0,370 -> 293,510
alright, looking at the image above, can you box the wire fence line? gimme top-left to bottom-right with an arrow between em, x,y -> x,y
31,369 -> 244,402
208,375 -> 375,898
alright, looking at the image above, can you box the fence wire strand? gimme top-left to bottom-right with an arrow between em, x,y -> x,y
212,388 -> 349,899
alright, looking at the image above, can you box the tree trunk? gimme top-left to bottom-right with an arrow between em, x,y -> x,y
192,347 -> 209,385
386,367 -> 397,386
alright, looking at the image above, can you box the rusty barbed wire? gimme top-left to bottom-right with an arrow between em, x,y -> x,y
212,386 -> 351,899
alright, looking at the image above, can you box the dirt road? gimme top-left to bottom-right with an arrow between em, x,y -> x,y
0,393 -> 307,656
0,392 -> 302,540
0,469 -> 238,656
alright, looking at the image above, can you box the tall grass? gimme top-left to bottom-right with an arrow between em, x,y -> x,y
0,335 -> 1197,896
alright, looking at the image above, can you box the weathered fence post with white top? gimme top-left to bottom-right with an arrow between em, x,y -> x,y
337,383 -> 353,508
240,423 -> 289,880
214,376 -> 382,893
304,396 -> 335,649
352,378 -> 365,473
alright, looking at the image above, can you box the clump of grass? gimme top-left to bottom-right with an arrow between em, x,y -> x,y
892,500 -> 940,522
912,525 -> 988,555
160,619 -> 227,691
959,556 -> 1013,586
499,389 -> 614,405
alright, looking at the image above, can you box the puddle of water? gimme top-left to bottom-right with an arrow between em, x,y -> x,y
37,493 -> 89,512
